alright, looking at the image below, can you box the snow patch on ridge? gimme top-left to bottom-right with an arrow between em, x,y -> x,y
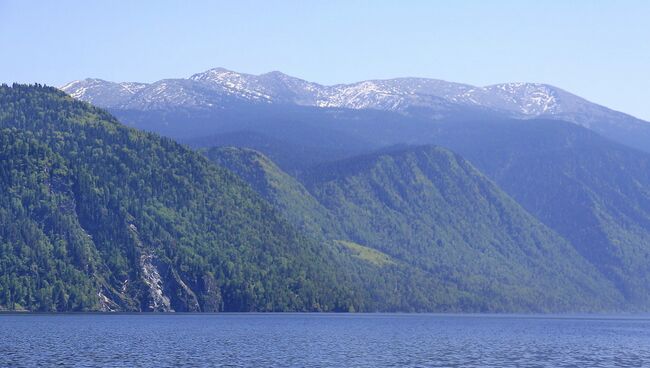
59,68 -> 647,131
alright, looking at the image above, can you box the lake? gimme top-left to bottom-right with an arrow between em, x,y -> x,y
0,313 -> 648,367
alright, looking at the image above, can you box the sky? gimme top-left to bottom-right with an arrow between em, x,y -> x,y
1,0 -> 649,120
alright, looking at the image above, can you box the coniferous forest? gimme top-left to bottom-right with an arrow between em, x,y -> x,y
0,84 -> 361,312
1,83 -> 650,313
0,85 -> 636,311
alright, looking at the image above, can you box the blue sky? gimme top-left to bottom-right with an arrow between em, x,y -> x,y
1,0 -> 649,120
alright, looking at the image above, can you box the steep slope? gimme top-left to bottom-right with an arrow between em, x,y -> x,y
204,147 -> 485,312
208,145 -> 624,311
428,119 -> 650,305
204,147 -> 341,238
205,147 -> 484,312
0,84 -> 364,312
61,68 -> 650,152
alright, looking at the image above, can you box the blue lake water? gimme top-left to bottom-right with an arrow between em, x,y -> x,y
1,313 -> 649,367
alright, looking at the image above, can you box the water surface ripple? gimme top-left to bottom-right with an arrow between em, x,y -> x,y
1,313 -> 648,367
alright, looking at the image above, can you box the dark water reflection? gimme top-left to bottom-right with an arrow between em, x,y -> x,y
1,313 -> 648,367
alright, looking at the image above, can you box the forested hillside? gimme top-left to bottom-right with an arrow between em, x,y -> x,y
205,147 -> 341,238
207,146 -> 626,312
0,84 -> 366,312
428,119 -> 650,306
3,84 -> 647,313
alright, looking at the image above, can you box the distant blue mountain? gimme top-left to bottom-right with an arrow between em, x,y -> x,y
62,67 -> 650,152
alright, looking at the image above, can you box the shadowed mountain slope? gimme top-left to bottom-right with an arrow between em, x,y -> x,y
207,145 -> 625,312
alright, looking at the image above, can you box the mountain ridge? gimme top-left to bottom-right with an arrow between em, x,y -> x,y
206,144 -> 626,312
60,67 -> 646,122
60,67 -> 650,153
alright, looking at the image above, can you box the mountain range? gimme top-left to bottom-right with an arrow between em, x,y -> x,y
2,65 -> 650,312
61,67 -> 650,152
2,84 -> 624,312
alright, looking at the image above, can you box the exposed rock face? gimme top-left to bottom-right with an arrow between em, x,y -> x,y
115,223 -> 222,312
140,252 -> 173,312
97,290 -> 119,312
156,262 -> 200,312
96,280 -> 132,312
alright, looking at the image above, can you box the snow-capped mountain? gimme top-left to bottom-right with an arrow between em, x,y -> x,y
61,68 -> 650,152
59,68 -> 631,121
60,79 -> 148,107
187,69 -> 483,114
